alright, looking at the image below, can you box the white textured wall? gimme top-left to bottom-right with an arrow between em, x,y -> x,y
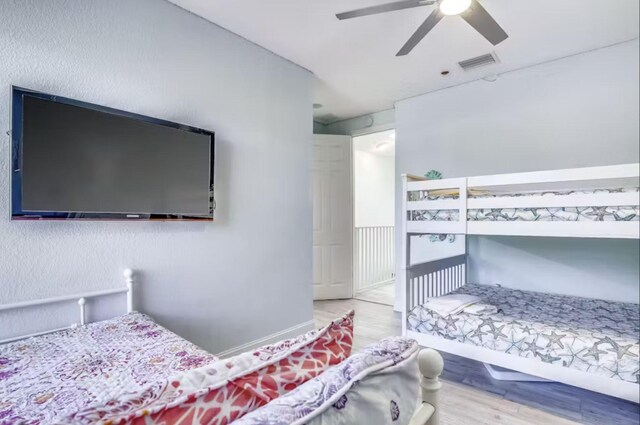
354,150 -> 395,228
0,0 -> 314,352
395,39 -> 640,309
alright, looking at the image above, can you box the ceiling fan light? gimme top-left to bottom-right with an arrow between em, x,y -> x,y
439,0 -> 471,16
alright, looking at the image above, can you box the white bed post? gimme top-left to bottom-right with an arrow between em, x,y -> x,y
409,348 -> 445,425
77,297 -> 86,326
419,348 -> 444,425
124,269 -> 134,313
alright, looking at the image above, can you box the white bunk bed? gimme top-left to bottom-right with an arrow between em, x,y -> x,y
401,163 -> 640,403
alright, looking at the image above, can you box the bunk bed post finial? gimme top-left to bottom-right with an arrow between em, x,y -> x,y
124,269 -> 134,313
418,348 -> 444,425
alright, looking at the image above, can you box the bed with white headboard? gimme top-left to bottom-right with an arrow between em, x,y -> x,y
0,270 -> 224,424
402,163 -> 640,403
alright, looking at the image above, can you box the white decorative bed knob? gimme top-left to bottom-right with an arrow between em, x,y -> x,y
124,269 -> 134,281
418,348 -> 444,379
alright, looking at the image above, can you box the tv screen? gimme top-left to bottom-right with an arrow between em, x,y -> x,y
11,87 -> 215,221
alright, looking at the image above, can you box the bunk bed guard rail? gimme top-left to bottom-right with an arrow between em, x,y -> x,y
406,254 -> 467,314
405,177 -> 468,235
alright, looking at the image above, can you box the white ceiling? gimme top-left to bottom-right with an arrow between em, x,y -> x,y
170,0 -> 639,123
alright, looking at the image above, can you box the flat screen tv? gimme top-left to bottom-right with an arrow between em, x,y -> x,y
11,87 -> 215,221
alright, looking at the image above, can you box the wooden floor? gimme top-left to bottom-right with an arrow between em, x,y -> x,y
353,282 -> 395,306
314,299 -> 639,425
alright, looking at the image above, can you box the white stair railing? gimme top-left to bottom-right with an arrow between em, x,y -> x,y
355,226 -> 395,293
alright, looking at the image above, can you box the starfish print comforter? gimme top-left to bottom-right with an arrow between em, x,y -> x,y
407,283 -> 640,384
408,187 -> 640,223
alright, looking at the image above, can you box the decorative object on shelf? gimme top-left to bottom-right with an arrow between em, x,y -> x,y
429,233 -> 456,243
422,234 -> 456,243
425,170 -> 442,180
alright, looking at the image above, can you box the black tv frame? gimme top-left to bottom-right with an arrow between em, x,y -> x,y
11,86 -> 215,221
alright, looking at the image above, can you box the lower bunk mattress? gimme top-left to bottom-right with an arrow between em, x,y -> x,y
407,283 -> 640,384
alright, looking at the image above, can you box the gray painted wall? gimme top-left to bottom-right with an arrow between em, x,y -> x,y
395,39 -> 640,309
0,0 -> 314,352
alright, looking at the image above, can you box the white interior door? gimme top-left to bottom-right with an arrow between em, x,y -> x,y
313,134 -> 353,300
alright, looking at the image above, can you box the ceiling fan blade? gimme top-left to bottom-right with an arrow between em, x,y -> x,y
396,8 -> 444,56
336,0 -> 435,20
460,0 -> 508,45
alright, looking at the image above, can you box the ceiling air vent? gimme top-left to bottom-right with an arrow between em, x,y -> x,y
458,52 -> 498,71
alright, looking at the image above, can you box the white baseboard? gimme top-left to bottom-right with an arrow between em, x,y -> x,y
215,320 -> 316,359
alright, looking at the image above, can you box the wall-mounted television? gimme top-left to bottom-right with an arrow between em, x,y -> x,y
11,87 -> 215,221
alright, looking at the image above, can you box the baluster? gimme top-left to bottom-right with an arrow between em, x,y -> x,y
445,268 -> 449,294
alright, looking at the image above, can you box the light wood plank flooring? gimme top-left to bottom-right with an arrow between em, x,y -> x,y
353,282 -> 395,306
314,298 -> 633,425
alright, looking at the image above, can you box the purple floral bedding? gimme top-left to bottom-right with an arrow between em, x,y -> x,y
0,312 -> 218,425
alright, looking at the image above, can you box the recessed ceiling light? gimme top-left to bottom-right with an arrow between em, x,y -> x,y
374,142 -> 391,152
439,0 -> 471,16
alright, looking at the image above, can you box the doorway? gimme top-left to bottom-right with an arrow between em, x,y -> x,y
352,130 -> 396,306
311,131 -> 396,305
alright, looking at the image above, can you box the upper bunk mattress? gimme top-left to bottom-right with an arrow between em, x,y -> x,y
407,284 -> 640,384
408,187 -> 639,222
0,312 -> 218,425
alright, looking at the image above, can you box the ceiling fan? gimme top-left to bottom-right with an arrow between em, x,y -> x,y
336,0 -> 508,56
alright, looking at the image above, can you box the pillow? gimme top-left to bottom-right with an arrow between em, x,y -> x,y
462,303 -> 498,315
233,337 -> 420,425
422,294 -> 481,317
66,310 -> 354,425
